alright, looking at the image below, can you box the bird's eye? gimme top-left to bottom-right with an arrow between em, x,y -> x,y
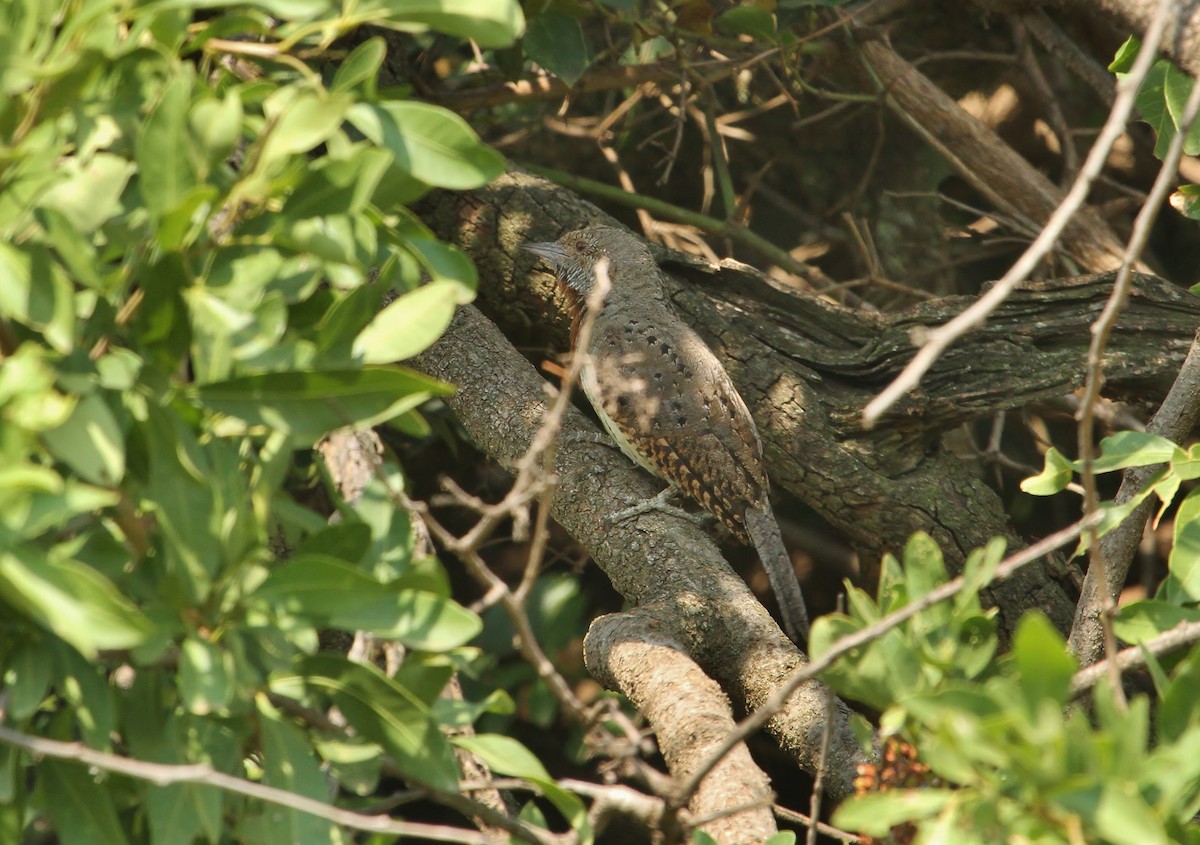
571,239 -> 594,256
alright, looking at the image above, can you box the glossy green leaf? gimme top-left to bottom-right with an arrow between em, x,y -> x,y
196,366 -> 452,444
1012,612 -> 1075,713
0,242 -> 75,352
255,554 -> 480,649
1114,600 -> 1197,644
1092,431 -> 1182,473
353,281 -> 473,363
41,392 -> 125,486
347,101 -> 505,189
453,734 -> 592,842
178,636 -> 233,715
332,36 -> 385,94
0,544 -> 153,658
523,11 -> 591,86
1020,446 -> 1072,495
1165,488 -> 1200,602
276,653 -> 460,792
42,760 -> 129,845
831,789 -> 956,836
255,703 -> 337,844
138,66 -> 196,221
362,0 -> 524,47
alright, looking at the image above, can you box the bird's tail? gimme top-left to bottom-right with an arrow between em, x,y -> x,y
744,504 -> 810,643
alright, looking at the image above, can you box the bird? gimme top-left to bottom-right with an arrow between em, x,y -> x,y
523,225 -> 810,642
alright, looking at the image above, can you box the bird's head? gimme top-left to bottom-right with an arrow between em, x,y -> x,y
522,226 -> 659,297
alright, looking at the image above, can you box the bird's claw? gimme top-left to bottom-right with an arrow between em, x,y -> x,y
607,488 -> 711,528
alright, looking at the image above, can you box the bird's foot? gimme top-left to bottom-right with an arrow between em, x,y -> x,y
608,488 -> 711,528
560,430 -> 616,449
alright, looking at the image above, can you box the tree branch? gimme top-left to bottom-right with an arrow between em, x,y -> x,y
412,304 -> 867,800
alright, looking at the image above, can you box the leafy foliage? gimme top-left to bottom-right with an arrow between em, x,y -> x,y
818,534 -> 1200,844
0,0 -> 605,842
1110,36 -> 1200,219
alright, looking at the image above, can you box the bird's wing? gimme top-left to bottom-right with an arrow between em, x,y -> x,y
586,314 -> 768,539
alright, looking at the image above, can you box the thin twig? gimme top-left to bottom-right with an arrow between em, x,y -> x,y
0,723 -> 515,845
774,803 -> 859,844
860,0 -> 1173,427
676,513 -> 1099,800
806,596 -> 843,845
1069,620 -> 1200,698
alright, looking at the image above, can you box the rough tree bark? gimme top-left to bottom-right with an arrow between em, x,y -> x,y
417,170 -> 1200,639
413,303 -> 868,816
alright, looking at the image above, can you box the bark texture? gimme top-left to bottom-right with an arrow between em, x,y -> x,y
416,170 -> 1200,637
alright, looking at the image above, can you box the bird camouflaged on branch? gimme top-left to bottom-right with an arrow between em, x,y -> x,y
524,226 -> 810,643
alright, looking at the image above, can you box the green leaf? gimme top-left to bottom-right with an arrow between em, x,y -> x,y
275,653 -> 461,792
347,101 -> 505,190
41,760 -> 129,845
138,65 -> 196,222
1092,431 -> 1183,473
1012,612 -> 1076,712
1021,446 -> 1073,495
1109,35 -> 1140,73
0,242 -> 75,353
1164,62 -> 1200,156
363,0 -> 524,47
196,366 -> 453,444
293,522 -> 372,565
282,149 -> 393,218
38,153 -> 136,234
255,702 -> 337,844
1164,487 -> 1200,602
256,88 -> 353,172
453,734 -> 592,842
41,392 -> 125,486
1159,647 -> 1200,742
178,636 -> 234,715
0,544 -> 153,659
3,638 -> 52,720
1096,781 -> 1168,845
523,11 -> 591,86
353,281 -> 473,363
1114,600 -> 1197,644
189,91 -> 243,175
254,554 -> 481,649
902,531 -> 946,600
332,36 -> 385,94
1172,184 -> 1200,220
139,406 -> 222,603
716,6 -> 777,41
831,789 -> 956,836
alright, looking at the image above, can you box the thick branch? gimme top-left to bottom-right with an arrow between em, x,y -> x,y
584,611 -> 777,843
412,304 -> 867,800
418,172 -> 1200,636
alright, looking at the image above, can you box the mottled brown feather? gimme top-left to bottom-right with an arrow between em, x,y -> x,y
585,314 -> 766,543
530,225 -> 809,639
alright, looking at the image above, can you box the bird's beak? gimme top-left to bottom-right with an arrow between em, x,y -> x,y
521,241 -> 569,270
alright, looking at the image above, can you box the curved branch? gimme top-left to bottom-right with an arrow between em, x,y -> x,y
584,610 -> 777,843
413,304 -> 867,800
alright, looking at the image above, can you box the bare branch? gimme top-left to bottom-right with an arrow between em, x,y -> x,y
0,723 -> 519,845
860,0 -> 1174,427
